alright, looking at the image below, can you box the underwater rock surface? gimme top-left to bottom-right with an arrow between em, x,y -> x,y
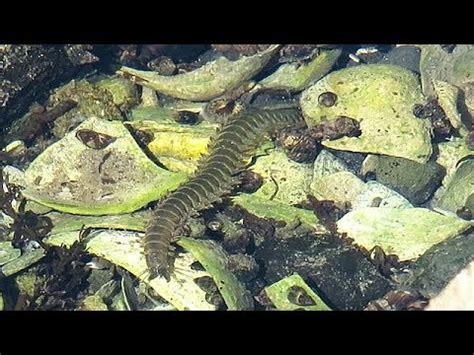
264,274 -> 331,310
127,114 -> 219,174
258,49 -> 341,92
118,45 -> 279,101
249,148 -> 313,205
21,117 -> 187,215
300,64 -> 432,163
0,45 -> 97,127
256,231 -> 393,310
405,232 -> 474,299
337,207 -> 472,261
436,159 -> 474,213
362,155 -> 445,205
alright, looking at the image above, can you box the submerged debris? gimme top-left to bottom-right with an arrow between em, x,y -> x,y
302,196 -> 351,234
5,100 -> 77,145
0,169 -> 53,251
274,116 -> 361,164
211,45 -> 273,56
365,290 -> 427,311
412,98 -> 454,141
29,240 -> 90,310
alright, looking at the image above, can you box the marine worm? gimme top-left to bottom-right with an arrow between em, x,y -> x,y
144,108 -> 304,280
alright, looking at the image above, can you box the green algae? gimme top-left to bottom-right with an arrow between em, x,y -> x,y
300,64 -> 432,163
21,117 -> 187,215
337,207 -> 472,261
264,274 -> 331,311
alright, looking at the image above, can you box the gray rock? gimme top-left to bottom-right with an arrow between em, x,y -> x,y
437,159 -> 474,213
380,46 -> 421,73
404,233 -> 474,298
362,155 -> 445,205
256,230 -> 393,310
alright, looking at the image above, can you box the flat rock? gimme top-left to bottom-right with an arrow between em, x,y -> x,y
310,171 -> 365,204
256,231 -> 393,310
250,148 -> 313,205
337,207 -> 472,261
436,159 -> 474,213
352,181 -> 413,209
404,232 -> 474,299
300,64 -> 432,163
22,117 -> 187,215
362,154 -> 445,205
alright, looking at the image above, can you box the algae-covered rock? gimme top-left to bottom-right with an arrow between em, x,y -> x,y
49,79 -> 124,138
259,49 -> 342,92
312,149 -> 349,179
352,180 -> 413,209
310,171 -> 365,205
436,159 -> 474,213
232,193 -> 325,233
433,80 -> 467,135
79,294 -> 109,311
22,117 -> 187,215
127,116 -> 219,174
1,248 -> 46,277
362,154 -> 445,205
96,76 -> 139,112
140,87 -> 160,108
249,148 -> 313,205
448,45 -> 474,87
1,165 -> 25,187
419,45 -> 474,116
300,64 -> 432,163
419,45 -> 452,97
0,241 -> 21,265
46,230 -> 214,310
46,226 -> 253,310
177,238 -> 254,310
337,207 -> 472,261
15,269 -> 44,299
264,274 -> 331,311
310,161 -> 412,208
436,138 -> 473,186
128,106 -> 180,122
47,210 -> 149,237
118,45 -> 279,101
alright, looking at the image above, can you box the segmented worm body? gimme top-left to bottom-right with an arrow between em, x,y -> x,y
144,108 -> 304,280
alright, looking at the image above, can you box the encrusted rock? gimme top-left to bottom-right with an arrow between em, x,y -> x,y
362,155 -> 445,205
